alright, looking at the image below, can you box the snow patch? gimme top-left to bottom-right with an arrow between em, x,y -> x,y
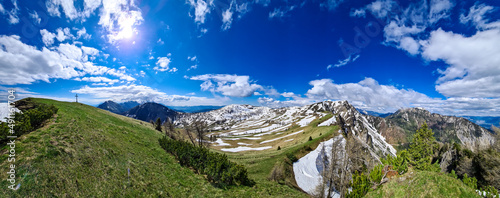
213,138 -> 231,146
293,135 -> 344,196
221,146 -> 272,152
318,115 -> 336,126
297,115 -> 316,127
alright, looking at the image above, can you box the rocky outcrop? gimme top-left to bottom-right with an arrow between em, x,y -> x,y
372,107 -> 495,151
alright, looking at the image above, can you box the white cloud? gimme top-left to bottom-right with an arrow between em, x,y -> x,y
0,35 -> 134,85
329,54 -> 360,69
428,0 -> 454,24
29,11 -> 41,24
154,56 -> 171,72
46,0 -> 78,20
76,27 -> 91,40
40,29 -> 57,46
350,8 -> 366,18
188,65 -> 198,71
78,76 -> 119,85
365,0 -> 395,18
460,3 -> 500,30
281,92 -> 296,98
187,0 -> 212,24
259,78 -> 500,116
188,56 -> 197,61
269,6 -> 295,19
169,67 -> 178,73
258,97 -> 312,108
1,0 -> 19,24
83,0 -> 102,18
421,28 -> 500,98
157,38 -> 164,45
190,74 -> 275,97
320,0 -> 346,11
58,43 -> 83,60
222,7 -> 233,30
305,78 -> 437,112
55,27 -> 73,42
81,46 -> 100,57
71,84 -> 229,106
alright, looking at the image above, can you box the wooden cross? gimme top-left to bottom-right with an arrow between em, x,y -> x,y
75,94 -> 78,103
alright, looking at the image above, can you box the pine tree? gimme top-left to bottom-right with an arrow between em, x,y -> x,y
155,118 -> 162,132
408,122 -> 437,170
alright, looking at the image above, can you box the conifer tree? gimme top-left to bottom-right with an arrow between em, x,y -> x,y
408,122 -> 438,170
155,118 -> 162,132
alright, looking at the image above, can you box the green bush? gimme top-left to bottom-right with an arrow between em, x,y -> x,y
448,170 -> 458,179
347,171 -> 371,198
381,150 -> 410,174
369,164 -> 383,184
158,136 -> 254,187
0,102 -> 58,143
286,152 -> 298,162
462,173 -> 477,189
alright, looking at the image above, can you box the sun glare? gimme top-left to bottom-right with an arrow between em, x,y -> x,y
121,26 -> 134,39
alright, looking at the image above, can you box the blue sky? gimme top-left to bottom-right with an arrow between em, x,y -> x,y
0,0 -> 499,116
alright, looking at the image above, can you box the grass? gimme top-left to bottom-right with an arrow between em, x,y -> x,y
0,98 -> 307,197
365,169 -> 480,198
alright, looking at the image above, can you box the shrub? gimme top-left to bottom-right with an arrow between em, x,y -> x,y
158,136 -> 254,187
277,146 -> 281,150
0,102 -> 58,143
308,136 -> 313,141
347,171 -> 371,198
286,153 -> 298,162
462,173 -> 477,189
369,164 -> 383,184
448,170 -> 458,179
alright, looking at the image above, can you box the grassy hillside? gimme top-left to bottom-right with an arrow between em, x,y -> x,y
365,170 -> 480,198
0,98 -> 306,197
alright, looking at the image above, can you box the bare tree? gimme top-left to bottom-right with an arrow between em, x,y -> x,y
182,121 -> 197,146
192,120 -> 209,148
163,118 -> 176,139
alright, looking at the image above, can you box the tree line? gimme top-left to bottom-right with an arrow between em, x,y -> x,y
155,117 -> 255,187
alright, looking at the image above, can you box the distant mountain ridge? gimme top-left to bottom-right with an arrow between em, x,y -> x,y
367,107 -> 495,151
97,100 -> 141,114
97,101 -> 125,114
124,102 -> 179,123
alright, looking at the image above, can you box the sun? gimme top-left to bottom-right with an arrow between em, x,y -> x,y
116,17 -> 137,40
121,26 -> 134,39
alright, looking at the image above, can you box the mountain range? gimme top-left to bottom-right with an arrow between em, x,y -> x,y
96,100 -> 496,151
